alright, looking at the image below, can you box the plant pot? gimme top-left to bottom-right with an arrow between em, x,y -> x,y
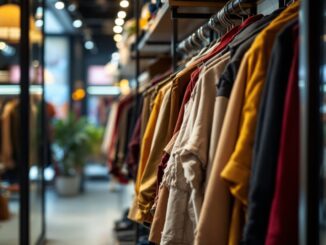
55,175 -> 81,196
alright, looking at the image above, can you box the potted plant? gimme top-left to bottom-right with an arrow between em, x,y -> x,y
52,113 -> 93,196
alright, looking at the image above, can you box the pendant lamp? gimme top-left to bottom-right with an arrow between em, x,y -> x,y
0,3 -> 42,43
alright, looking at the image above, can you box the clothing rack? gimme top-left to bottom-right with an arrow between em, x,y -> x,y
177,0 -> 258,54
127,1 -> 323,244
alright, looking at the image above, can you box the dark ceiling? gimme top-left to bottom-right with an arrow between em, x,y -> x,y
71,0 -> 134,36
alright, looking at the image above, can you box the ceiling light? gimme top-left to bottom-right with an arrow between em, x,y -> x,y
55,1 -> 65,10
73,19 -> 83,28
0,41 -> 7,50
117,10 -> 127,19
84,40 -> 94,50
115,18 -> 124,26
120,0 -> 129,8
113,34 -> 122,42
68,3 -> 77,12
113,25 -> 123,34
35,19 -> 43,28
0,4 -> 42,43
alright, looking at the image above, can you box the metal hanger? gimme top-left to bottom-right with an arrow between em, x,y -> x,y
197,25 -> 209,46
220,6 -> 231,32
224,2 -> 234,29
286,0 -> 296,6
178,41 -> 187,54
189,36 -> 198,51
185,37 -> 195,55
197,26 -> 206,42
208,16 -> 222,37
216,10 -> 226,34
231,0 -> 245,23
191,33 -> 202,49
238,0 -> 250,17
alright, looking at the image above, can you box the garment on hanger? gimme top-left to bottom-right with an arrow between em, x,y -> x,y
2,100 -> 18,169
220,2 -> 299,244
127,116 -> 142,180
107,94 -> 135,183
265,24 -> 299,245
0,98 -> 38,184
113,2 -> 302,245
242,19 -> 298,245
148,11 -> 268,245
149,132 -> 179,243
102,102 -> 118,154
129,82 -> 172,223
194,8 -> 286,245
149,68 -> 201,243
160,52 -> 231,244
137,68 -> 194,222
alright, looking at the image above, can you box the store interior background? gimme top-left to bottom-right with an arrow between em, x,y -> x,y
45,0 -> 138,242
1,1 -> 318,245
0,0 -> 139,244
43,0 -> 139,244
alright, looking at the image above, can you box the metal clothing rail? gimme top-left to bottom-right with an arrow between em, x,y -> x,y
176,0 -> 257,56
170,5 -> 218,70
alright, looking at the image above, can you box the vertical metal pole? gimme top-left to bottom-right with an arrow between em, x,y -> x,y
20,0 -> 30,244
279,0 -> 285,7
132,0 -> 140,123
299,0 -> 322,245
41,0 -> 47,241
134,0 -> 140,242
135,0 -> 140,94
171,7 -> 178,72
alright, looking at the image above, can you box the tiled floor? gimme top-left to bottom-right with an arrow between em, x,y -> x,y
46,180 -> 133,245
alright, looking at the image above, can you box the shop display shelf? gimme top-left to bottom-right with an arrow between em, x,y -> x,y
137,1 -> 226,53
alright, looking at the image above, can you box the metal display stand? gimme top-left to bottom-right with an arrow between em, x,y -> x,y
299,0 -> 321,245
135,1 -> 224,72
131,0 -> 257,242
20,0 -> 31,243
132,0 -> 320,244
19,1 -> 46,244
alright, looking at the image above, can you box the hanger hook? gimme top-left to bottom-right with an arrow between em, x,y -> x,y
197,26 -> 208,44
220,7 -> 230,31
208,16 -> 221,36
191,33 -> 202,49
238,1 -> 249,17
224,3 -> 235,30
